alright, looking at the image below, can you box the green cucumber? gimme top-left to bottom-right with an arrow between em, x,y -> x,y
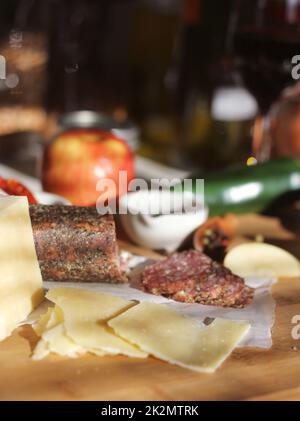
179,159 -> 300,216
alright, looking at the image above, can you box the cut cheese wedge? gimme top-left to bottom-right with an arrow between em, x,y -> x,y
44,288 -> 147,359
109,302 -> 250,373
0,196 -> 43,341
224,242 -> 300,278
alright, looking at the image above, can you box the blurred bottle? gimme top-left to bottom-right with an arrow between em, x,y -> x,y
180,0 -> 258,171
130,0 -> 182,165
195,60 -> 257,170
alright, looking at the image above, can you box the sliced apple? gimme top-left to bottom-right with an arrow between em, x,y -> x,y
224,242 -> 300,278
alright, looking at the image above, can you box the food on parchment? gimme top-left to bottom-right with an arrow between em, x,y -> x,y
140,250 -> 254,308
33,288 -> 147,360
224,242 -> 300,278
29,205 -> 127,283
33,288 -> 249,373
42,129 -> 135,206
0,176 -> 37,204
0,196 -> 43,341
109,301 -> 250,373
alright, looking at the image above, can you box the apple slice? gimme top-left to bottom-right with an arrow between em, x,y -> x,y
224,242 -> 300,278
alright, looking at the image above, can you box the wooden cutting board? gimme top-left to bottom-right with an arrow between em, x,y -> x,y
0,270 -> 300,401
0,227 -> 299,402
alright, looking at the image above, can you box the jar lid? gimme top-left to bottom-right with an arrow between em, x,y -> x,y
58,111 -> 114,130
58,111 -> 140,150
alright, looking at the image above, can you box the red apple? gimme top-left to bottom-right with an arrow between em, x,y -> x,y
42,129 -> 135,206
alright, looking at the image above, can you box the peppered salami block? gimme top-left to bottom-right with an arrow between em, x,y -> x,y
141,250 -> 254,308
29,205 -> 127,283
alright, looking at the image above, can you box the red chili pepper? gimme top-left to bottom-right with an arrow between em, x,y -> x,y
0,177 -> 38,204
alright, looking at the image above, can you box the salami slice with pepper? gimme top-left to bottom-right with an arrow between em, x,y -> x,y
141,250 -> 254,308
29,205 -> 126,283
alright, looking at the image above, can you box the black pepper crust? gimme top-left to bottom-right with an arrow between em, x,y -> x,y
29,205 -> 127,283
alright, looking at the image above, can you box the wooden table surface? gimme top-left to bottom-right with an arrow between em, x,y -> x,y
0,276 -> 299,401
1,212 -> 300,402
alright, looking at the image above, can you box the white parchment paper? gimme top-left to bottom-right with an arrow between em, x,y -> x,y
24,274 -> 276,350
23,253 -> 276,349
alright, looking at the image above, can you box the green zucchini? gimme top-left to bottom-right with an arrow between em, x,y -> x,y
179,159 -> 300,216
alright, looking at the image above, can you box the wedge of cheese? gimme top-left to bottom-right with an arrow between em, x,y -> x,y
109,302 -> 250,373
45,288 -> 147,358
0,196 -> 43,341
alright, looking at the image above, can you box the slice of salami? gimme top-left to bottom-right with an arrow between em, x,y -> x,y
141,250 -> 254,308
30,205 -> 127,283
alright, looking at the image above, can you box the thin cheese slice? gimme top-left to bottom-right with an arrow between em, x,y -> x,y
33,306 -> 98,359
46,288 -> 147,358
42,324 -> 86,358
0,196 -> 43,341
64,320 -> 147,358
109,302 -> 250,373
46,288 -> 134,320
33,306 -> 53,336
33,304 -> 62,335
33,327 -> 85,360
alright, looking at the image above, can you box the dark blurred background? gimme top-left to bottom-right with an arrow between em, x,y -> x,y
0,0 -> 245,171
1,0 -> 300,173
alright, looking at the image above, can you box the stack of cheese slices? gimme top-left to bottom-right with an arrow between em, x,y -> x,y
33,287 -> 250,373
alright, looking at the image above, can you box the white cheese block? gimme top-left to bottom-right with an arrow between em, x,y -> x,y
109,302 -> 250,373
0,196 -> 43,341
45,288 -> 147,358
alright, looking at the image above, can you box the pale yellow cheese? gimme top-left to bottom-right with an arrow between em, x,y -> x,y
42,324 -> 85,358
46,287 -> 134,320
224,242 -> 300,278
33,305 -> 94,360
33,306 -> 53,336
33,325 -> 85,360
109,302 -> 250,373
33,304 -> 62,334
64,320 -> 147,358
0,196 -> 43,341
44,288 -> 147,359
